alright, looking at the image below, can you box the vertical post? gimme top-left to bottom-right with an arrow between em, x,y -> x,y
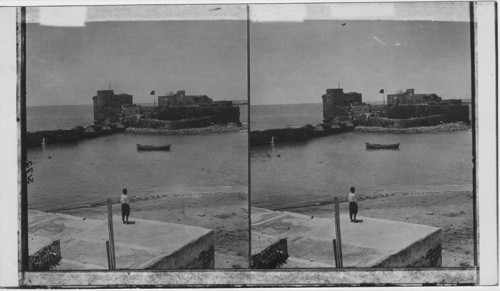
332,239 -> 338,268
106,241 -> 112,270
333,197 -> 343,267
106,199 -> 116,270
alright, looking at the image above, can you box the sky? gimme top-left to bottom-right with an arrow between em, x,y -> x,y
25,4 -> 472,106
26,19 -> 247,106
250,19 -> 472,105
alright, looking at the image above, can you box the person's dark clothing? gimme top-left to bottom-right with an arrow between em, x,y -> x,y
349,202 -> 358,221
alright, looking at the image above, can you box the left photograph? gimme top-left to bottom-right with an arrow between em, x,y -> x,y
25,6 -> 249,270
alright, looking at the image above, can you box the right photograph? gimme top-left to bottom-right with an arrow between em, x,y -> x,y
249,3 -> 474,269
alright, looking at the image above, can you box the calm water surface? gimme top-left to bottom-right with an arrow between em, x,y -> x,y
251,104 -> 473,210
27,105 -> 248,211
251,103 -> 323,130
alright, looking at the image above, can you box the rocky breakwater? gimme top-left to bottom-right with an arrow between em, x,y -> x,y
355,121 -> 471,134
26,123 -> 126,148
126,123 -> 245,135
250,122 -> 354,147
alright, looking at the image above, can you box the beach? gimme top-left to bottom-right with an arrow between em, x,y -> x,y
60,190 -> 249,269
287,190 -> 474,267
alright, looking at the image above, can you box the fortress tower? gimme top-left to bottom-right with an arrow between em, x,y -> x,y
92,90 -> 133,123
322,88 -> 362,122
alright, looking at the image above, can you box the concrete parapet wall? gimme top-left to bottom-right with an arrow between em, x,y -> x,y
28,210 -> 215,270
369,229 -> 442,267
251,207 -> 442,268
144,230 -> 215,270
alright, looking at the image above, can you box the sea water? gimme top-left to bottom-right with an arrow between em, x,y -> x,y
27,105 -> 248,211
250,103 -> 473,210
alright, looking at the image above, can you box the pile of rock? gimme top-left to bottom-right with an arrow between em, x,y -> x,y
126,123 -> 244,135
355,122 -> 471,133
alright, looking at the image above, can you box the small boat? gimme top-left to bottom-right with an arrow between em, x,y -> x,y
137,144 -> 171,151
366,142 -> 400,150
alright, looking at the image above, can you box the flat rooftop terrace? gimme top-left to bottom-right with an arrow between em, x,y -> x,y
28,210 -> 214,270
251,207 -> 441,268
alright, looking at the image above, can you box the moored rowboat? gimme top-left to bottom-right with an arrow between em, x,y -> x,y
137,144 -> 171,151
365,142 -> 400,149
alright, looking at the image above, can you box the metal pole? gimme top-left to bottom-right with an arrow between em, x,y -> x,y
106,199 -> 116,269
334,197 -> 343,267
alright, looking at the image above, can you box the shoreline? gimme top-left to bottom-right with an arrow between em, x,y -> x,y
268,186 -> 472,211
354,121 -> 471,133
281,189 -> 474,267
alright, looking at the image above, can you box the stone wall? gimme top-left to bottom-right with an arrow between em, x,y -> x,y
26,125 -> 125,148
26,128 -> 83,147
130,116 -> 222,130
322,88 -> 362,122
386,105 -> 469,121
28,236 -> 62,271
250,126 -> 312,146
250,123 -> 353,147
251,238 -> 288,269
157,106 -> 240,124
92,90 -> 133,123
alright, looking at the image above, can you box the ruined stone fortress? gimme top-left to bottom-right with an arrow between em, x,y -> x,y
322,88 -> 469,127
322,88 -> 363,122
387,89 -> 462,106
92,90 -> 134,124
26,90 -> 240,148
92,89 -> 240,127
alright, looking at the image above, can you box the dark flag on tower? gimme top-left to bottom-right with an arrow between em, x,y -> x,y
379,89 -> 384,94
150,90 -> 155,95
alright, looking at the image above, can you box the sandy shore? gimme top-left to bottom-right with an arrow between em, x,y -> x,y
61,190 -> 249,269
355,121 -> 471,133
57,189 -> 473,268
287,190 -> 474,267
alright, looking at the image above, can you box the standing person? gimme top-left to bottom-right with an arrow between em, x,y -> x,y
348,186 -> 358,222
121,188 -> 130,224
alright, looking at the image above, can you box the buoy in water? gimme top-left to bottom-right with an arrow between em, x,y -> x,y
41,137 -> 47,146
